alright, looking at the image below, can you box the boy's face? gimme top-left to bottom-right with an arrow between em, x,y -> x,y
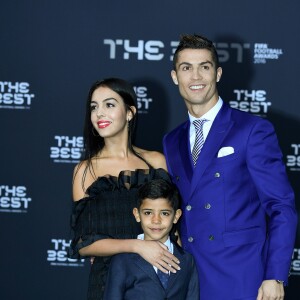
133,198 -> 182,243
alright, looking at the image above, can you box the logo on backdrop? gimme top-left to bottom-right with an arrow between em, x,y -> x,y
47,238 -> 85,267
0,81 -> 35,109
286,144 -> 300,171
229,89 -> 271,117
102,39 -> 285,65
253,43 -> 283,64
215,42 -> 251,63
102,39 -> 253,64
291,248 -> 300,276
50,135 -> 83,164
103,39 -> 165,61
0,185 -> 32,213
134,86 -> 153,114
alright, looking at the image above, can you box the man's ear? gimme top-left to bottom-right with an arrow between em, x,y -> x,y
171,70 -> 178,85
173,209 -> 182,224
133,208 -> 141,222
216,67 -> 222,82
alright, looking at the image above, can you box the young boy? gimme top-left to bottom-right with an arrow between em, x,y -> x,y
103,179 -> 199,300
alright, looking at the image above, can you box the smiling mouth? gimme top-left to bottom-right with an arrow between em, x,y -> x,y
97,121 -> 111,128
190,84 -> 205,90
149,228 -> 164,232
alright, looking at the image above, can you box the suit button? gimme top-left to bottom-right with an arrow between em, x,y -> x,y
186,205 -> 192,211
188,237 -> 194,242
214,172 -> 221,178
208,235 -> 214,241
204,203 -> 211,209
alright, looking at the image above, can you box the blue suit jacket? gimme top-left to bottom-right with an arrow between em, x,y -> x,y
103,243 -> 199,300
163,102 -> 297,300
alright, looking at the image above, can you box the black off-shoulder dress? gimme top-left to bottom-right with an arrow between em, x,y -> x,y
68,168 -> 170,300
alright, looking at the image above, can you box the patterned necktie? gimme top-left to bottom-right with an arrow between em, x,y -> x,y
157,269 -> 169,289
192,119 -> 207,165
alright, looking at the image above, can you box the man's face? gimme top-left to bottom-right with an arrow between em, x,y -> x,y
171,48 -> 222,116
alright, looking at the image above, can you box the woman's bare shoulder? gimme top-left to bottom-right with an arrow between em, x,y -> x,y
73,160 -> 88,179
72,160 -> 92,201
135,147 -> 167,170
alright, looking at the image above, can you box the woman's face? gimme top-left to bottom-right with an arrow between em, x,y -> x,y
90,86 -> 131,139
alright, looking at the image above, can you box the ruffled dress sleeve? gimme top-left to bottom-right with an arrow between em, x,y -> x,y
68,196 -> 113,259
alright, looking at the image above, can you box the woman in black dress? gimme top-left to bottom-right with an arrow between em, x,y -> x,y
68,78 -> 180,300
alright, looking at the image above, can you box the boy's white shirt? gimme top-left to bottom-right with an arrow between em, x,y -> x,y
137,233 -> 173,274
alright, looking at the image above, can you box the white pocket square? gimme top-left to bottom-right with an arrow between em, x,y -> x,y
217,146 -> 234,158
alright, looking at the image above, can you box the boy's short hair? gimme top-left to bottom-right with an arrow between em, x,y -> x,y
137,179 -> 181,211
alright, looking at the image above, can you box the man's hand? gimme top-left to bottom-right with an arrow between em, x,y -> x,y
257,280 -> 284,300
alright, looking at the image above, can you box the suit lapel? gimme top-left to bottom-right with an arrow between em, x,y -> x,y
132,244 -> 185,291
132,254 -> 162,287
166,244 -> 184,290
190,103 -> 234,195
178,122 -> 193,182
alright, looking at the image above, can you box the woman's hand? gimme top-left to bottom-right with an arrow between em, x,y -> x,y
136,240 -> 180,273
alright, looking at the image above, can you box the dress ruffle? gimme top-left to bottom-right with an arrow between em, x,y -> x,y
87,168 -> 171,196
68,168 -> 170,259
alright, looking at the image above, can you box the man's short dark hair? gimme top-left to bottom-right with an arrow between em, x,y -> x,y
173,34 -> 219,70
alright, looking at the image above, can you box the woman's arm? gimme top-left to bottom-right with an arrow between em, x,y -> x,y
80,238 -> 180,273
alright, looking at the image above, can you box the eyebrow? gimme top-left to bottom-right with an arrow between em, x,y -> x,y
178,60 -> 213,68
90,97 -> 118,104
141,208 -> 173,212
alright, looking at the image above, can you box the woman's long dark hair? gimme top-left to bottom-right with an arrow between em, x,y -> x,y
76,78 -> 148,190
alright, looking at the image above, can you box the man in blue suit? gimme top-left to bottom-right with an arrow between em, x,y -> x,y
103,179 -> 199,300
163,34 -> 297,300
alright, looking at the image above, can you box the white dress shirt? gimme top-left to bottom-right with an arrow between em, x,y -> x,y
189,97 -> 223,152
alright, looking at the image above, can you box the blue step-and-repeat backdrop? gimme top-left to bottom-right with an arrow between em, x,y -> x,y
1,1 -> 299,299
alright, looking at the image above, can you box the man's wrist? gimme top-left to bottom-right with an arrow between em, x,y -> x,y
275,279 -> 284,284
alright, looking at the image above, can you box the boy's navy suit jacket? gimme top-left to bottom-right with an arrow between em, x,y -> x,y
103,242 -> 199,300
